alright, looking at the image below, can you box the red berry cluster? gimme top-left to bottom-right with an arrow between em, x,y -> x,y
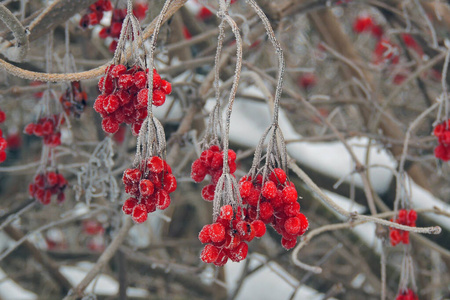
239,168 -> 308,250
199,205 -> 266,265
389,209 -> 417,246
29,172 -> 68,205
98,4 -> 148,52
122,156 -> 177,223
433,120 -> 450,161
79,0 -> 112,28
353,15 -> 383,39
24,114 -> 64,147
0,110 -> 7,163
396,289 -> 419,300
94,65 -> 172,135
60,81 -> 87,118
190,145 -> 237,201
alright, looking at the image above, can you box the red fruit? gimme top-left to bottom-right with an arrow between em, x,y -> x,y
353,16 -> 374,33
122,198 -> 138,214
297,213 -> 309,235
299,73 -> 317,90
99,27 -> 109,39
282,186 -> 298,203
143,197 -> 157,213
214,250 -> 229,266
102,117 -> 119,134
160,80 -> 172,94
94,95 -> 107,114
225,232 -> 241,250
398,209 -> 407,224
200,244 -> 220,263
47,172 -> 59,186
147,156 -> 164,173
228,241 -> 248,262
285,217 -> 301,235
390,229 -> 401,246
262,181 -> 277,199
132,204 -> 148,223
200,149 -> 214,167
252,220 -> 266,238
123,168 -> 142,184
79,14 -> 90,28
0,138 -> 7,151
104,95 -> 120,113
163,174 -> 177,193
239,181 -> 253,198
269,168 -> 287,184
134,71 -> 147,89
259,202 -> 274,220
284,202 -> 300,217
201,184 -> 216,201
155,190 -> 171,210
139,179 -> 154,197
41,190 -> 52,205
281,237 -> 297,250
198,225 -> 212,243
102,0 -> 112,11
152,90 -> 166,106
137,88 -> 148,108
24,123 -> 35,135
111,64 -> 127,78
0,111 -> 6,123
33,124 -> 44,136
118,74 -> 133,89
197,7 -> 213,20
0,151 -> 6,163
220,205 -> 233,221
402,231 -> 410,244
152,71 -> 162,89
210,152 -> 223,170
191,159 -> 207,182
407,210 -> 417,224
210,223 -> 226,243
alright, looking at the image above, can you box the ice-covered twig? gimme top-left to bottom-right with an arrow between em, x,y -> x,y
0,3 -> 29,62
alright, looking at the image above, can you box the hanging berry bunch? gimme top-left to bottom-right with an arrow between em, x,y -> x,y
433,119 -> 450,161
79,0 -> 113,28
0,109 -> 7,163
396,289 -> 419,300
59,81 -> 87,118
24,114 -> 64,147
29,171 -> 68,204
119,0 -> 176,223
389,209 -> 417,246
395,255 -> 420,300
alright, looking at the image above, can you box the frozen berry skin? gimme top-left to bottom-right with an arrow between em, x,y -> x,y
123,168 -> 142,183
111,64 -> 127,78
191,159 -> 207,182
147,156 -> 164,173
281,237 -> 297,250
152,90 -> 166,106
0,151 -> 6,163
200,244 -> 220,263
210,223 -> 226,243
122,197 -> 138,214
239,181 -> 253,198
137,88 -> 148,108
132,204 -> 148,223
104,94 -> 120,113
259,202 -> 274,220
284,202 -> 300,217
282,186 -> 298,204
163,173 -> 177,194
269,168 -> 287,184
201,184 -> 216,201
139,179 -> 154,197
228,241 -> 248,262
262,181 -> 277,199
284,217 -> 301,235
252,220 -> 266,238
102,117 -> 119,134
198,225 -> 212,244
155,190 -> 171,210
219,205 -> 233,221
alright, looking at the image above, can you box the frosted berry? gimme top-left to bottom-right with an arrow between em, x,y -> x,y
200,244 -> 220,263
282,186 -> 298,203
252,220 -> 266,238
122,197 -> 138,214
210,223 -> 226,243
132,204 -> 148,223
262,181 -> 277,199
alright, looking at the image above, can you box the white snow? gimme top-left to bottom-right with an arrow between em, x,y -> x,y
0,268 -> 37,300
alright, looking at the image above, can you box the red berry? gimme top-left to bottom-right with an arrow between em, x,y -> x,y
201,184 -> 216,201
198,225 -> 212,243
269,168 -> 287,184
163,173 -> 177,193
228,241 -> 248,262
137,88 -> 148,108
155,190 -> 171,210
147,156 -> 164,173
132,204 -> 148,223
47,172 -> 59,186
0,138 -> 7,151
118,74 -> 133,89
139,179 -> 154,197
102,116 -> 119,134
262,181 -> 277,199
284,202 -> 300,217
407,210 -> 417,224
122,198 -> 138,214
24,123 -> 35,135
152,90 -> 166,106
259,202 -> 274,220
0,111 -> 6,123
123,168 -> 142,183
285,217 -> 301,235
104,95 -> 120,113
214,250 -> 228,266
200,244 -> 219,263
111,64 -> 127,78
252,220 -> 266,238
0,151 -> 6,163
239,181 -> 253,198
219,205 -> 233,221
281,237 -> 297,250
160,80 -> 172,94
191,159 -> 207,182
134,71 -> 147,89
297,213 -> 309,235
152,71 -> 162,89
390,229 -> 401,246
210,223 -> 226,243
282,186 -> 298,203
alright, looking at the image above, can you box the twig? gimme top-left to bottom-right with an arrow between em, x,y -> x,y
0,3 -> 29,61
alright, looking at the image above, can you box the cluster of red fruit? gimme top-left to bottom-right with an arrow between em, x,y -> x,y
122,156 -> 177,223
199,205 -> 266,265
60,81 -> 87,118
29,172 -> 68,204
0,109 -> 7,163
239,169 -> 308,250
79,0 -> 112,29
389,209 -> 417,246
396,289 -> 419,300
94,65 -> 172,135
433,119 -> 450,161
190,145 -> 237,201
24,114 -> 63,147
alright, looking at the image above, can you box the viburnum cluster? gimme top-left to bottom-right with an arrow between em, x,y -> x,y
79,0 -> 112,28
60,81 -> 87,118
94,65 -> 172,135
239,168 -> 308,250
24,114 -> 64,147
199,205 -> 266,265
433,119 -> 450,161
191,145 -> 237,201
396,289 -> 419,300
122,156 -> 177,223
0,109 -> 7,163
389,209 -> 417,246
79,0 -> 148,52
29,172 -> 68,204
